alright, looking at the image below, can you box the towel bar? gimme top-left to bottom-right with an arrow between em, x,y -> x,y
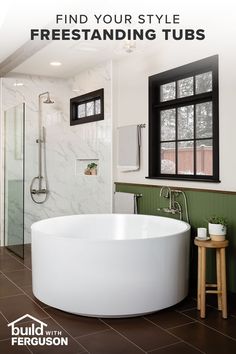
114,192 -> 142,198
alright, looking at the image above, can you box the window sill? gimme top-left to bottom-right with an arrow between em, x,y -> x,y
146,176 -> 221,183
70,115 -> 104,126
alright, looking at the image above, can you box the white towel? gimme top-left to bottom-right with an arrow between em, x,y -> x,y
117,125 -> 141,172
114,192 -> 137,214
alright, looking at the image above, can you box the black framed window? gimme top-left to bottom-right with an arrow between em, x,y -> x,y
70,88 -> 104,125
148,55 -> 219,182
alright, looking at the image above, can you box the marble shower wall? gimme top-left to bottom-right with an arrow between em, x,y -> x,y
2,61 -> 112,243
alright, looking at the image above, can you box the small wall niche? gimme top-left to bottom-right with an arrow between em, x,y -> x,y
75,158 -> 99,176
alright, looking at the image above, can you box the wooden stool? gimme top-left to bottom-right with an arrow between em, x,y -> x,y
194,239 -> 228,319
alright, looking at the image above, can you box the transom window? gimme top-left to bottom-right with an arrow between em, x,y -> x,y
148,55 -> 219,182
70,89 -> 104,125
77,98 -> 101,119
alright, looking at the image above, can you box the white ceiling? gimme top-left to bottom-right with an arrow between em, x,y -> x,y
11,40 -> 157,78
0,0 -> 171,79
0,0 -> 162,78
12,41 -> 124,78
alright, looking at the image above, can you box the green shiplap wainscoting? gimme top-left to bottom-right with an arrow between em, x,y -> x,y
115,183 -> 236,294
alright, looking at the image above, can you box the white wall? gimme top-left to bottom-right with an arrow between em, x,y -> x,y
113,35 -> 236,192
1,61 -> 112,244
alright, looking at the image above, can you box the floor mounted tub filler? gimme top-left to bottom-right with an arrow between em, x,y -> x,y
31,214 -> 190,317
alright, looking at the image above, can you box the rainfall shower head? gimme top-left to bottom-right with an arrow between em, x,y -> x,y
43,98 -> 54,104
43,93 -> 54,104
39,91 -> 54,104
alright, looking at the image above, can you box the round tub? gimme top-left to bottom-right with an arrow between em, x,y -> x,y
31,214 -> 190,317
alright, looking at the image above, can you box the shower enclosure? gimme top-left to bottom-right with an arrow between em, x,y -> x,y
4,103 -> 25,258
3,90 -> 53,258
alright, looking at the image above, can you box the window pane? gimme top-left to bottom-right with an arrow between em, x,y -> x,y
195,71 -> 212,94
196,139 -> 213,175
177,105 -> 194,140
95,99 -> 101,114
161,109 -> 176,141
178,141 -> 194,175
78,104 -> 85,118
161,142 -> 175,174
160,82 -> 176,102
86,101 -> 94,116
177,77 -> 193,98
196,102 -> 212,138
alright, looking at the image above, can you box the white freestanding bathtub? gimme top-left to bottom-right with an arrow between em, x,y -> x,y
31,214 -> 190,317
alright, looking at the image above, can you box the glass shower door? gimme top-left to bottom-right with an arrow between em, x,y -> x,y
4,103 -> 25,258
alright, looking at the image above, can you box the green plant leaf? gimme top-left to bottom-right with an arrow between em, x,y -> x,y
206,215 -> 227,227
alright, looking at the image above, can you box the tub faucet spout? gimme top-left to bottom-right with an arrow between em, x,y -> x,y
160,186 -> 172,209
158,186 -> 188,222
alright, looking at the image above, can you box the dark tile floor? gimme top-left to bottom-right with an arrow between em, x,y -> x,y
0,245 -> 236,354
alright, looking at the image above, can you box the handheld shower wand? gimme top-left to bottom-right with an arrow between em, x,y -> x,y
30,92 -> 54,204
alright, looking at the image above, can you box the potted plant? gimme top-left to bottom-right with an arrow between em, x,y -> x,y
207,216 -> 227,241
88,162 -> 98,175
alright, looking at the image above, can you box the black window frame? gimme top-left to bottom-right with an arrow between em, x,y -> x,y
148,55 -> 219,182
70,88 -> 104,126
